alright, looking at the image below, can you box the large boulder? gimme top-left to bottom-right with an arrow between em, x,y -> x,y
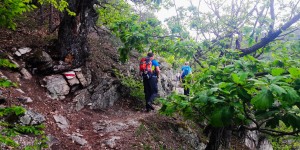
90,78 -> 121,109
24,50 -> 54,74
157,58 -> 175,97
42,75 -> 70,99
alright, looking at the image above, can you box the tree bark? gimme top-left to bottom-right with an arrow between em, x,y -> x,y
57,0 -> 98,71
205,127 -> 224,150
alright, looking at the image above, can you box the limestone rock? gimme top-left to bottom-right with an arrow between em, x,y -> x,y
75,71 -> 88,87
53,114 -> 69,131
73,89 -> 91,111
70,134 -> 88,146
20,68 -> 32,80
105,136 -> 120,149
90,78 -> 120,109
20,110 -> 46,125
19,47 -> 32,54
43,75 -> 70,99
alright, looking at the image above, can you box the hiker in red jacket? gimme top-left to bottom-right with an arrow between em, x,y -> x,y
140,52 -> 160,112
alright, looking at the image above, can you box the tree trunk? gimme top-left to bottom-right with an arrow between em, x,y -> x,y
205,127 -> 224,150
57,0 -> 98,71
222,127 -> 232,149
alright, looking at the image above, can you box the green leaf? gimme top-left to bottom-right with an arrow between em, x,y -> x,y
270,84 -> 286,95
289,68 -> 300,78
251,89 -> 274,110
293,79 -> 300,90
282,86 -> 300,104
208,97 -> 224,104
271,68 -> 285,76
249,78 -> 267,86
232,73 -> 240,84
282,113 -> 300,129
256,110 -> 279,120
237,87 -> 251,102
232,72 -> 248,85
210,106 -> 234,127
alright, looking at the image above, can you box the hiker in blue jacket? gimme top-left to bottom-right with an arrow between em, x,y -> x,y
142,52 -> 160,112
181,62 -> 192,96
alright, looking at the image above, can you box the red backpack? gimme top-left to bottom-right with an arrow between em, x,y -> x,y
139,57 -> 152,75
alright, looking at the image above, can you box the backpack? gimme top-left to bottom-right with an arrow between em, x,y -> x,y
139,57 -> 153,78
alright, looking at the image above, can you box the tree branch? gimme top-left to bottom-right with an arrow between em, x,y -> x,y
240,13 -> 300,57
259,128 -> 300,136
193,54 -> 204,68
277,27 -> 299,38
243,102 -> 259,128
151,35 -> 181,38
268,0 -> 275,34
289,0 -> 300,20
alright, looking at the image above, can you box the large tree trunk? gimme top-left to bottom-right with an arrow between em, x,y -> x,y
205,127 -> 224,150
57,0 -> 98,71
205,126 -> 233,150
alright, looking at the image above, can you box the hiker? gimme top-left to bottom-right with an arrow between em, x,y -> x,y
140,52 -> 160,112
180,62 -> 192,96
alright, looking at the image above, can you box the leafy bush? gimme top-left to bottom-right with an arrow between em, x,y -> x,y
160,46 -> 300,147
0,59 -> 18,87
114,69 -> 145,100
269,121 -> 300,150
0,58 -> 47,148
0,106 -> 48,149
0,59 -> 18,68
0,0 -> 36,29
0,0 -> 75,30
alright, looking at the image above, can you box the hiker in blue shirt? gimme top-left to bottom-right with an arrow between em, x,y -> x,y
141,52 -> 160,112
180,62 -> 192,96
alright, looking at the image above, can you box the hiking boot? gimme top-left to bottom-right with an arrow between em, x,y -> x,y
147,102 -> 155,110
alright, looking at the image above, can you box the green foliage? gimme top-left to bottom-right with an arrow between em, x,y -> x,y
0,0 -> 36,29
0,78 -> 17,88
98,0 -> 164,62
113,69 -> 145,100
160,43 -> 300,137
0,59 -> 18,87
0,134 -> 19,147
39,0 -> 74,15
97,0 -> 196,63
0,0 -> 74,29
269,121 -> 300,150
0,106 -> 25,117
0,59 -> 18,69
24,135 -> 48,150
0,106 -> 47,148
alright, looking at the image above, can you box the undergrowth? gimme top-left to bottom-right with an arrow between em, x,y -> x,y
113,69 -> 145,109
0,58 -> 48,149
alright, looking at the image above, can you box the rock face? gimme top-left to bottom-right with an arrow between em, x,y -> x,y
19,110 -> 46,125
157,58 -> 176,97
178,127 -> 206,150
90,78 -> 121,110
245,123 -> 273,150
43,75 -> 70,100
73,89 -> 91,111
